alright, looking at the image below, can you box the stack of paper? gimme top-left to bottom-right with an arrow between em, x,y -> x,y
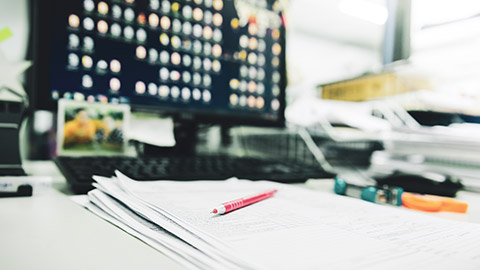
75,172 -> 480,269
370,124 -> 480,190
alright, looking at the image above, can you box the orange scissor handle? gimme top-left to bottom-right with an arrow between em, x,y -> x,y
402,193 -> 468,213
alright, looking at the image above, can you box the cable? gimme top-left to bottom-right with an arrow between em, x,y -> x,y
298,127 -> 334,173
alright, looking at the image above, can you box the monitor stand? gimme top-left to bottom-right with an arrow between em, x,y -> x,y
137,121 -> 233,158
138,120 -> 199,157
0,99 -> 26,176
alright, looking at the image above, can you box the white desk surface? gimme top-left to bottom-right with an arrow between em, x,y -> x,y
0,161 -> 185,270
1,161 -> 480,270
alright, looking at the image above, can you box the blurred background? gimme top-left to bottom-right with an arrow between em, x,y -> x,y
2,0 -> 480,179
3,0 -> 480,118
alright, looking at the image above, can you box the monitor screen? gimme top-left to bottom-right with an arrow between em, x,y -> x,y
30,0 -> 286,126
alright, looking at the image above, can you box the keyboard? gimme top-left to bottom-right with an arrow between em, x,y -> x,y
54,155 -> 335,194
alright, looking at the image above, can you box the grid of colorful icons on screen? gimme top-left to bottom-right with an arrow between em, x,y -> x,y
58,0 -> 284,113
228,5 -> 282,111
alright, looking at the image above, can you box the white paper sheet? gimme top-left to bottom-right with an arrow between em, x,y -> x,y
91,176 -> 255,270
127,114 -> 175,147
113,172 -> 480,270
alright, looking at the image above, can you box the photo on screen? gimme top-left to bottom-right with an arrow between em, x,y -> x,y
57,99 -> 130,155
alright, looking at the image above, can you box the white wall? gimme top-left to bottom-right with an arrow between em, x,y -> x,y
287,31 -> 381,85
287,0 -> 385,50
409,0 -> 480,98
0,0 -> 29,61
285,0 -> 383,101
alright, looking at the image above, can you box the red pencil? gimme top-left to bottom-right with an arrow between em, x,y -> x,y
211,189 -> 277,215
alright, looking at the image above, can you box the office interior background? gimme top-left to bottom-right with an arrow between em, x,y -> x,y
3,1 -> 480,269
2,0 -> 480,163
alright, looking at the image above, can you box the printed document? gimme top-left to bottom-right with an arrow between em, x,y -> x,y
77,172 -> 480,270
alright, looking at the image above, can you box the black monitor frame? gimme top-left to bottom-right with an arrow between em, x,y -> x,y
27,0 -> 287,128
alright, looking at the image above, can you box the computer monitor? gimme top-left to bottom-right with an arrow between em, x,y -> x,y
28,0 -> 286,128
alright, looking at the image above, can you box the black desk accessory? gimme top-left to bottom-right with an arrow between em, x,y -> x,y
0,184 -> 32,198
374,171 -> 463,197
0,96 -> 26,176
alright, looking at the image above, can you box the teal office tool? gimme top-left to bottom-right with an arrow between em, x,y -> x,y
334,177 -> 403,206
